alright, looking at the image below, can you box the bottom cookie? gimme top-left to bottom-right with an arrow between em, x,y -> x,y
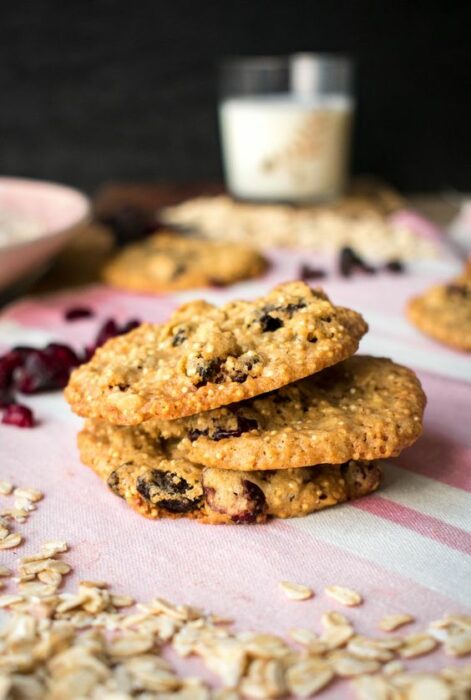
78,422 -> 381,524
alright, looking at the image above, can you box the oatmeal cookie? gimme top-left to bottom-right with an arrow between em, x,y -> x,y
407,273 -> 471,351
78,421 -> 381,524
65,282 -> 367,424
145,356 -> 425,471
102,232 -> 268,292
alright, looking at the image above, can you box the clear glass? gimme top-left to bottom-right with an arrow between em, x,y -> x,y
218,54 -> 354,203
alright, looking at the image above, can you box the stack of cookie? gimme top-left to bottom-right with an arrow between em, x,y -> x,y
65,282 -> 426,524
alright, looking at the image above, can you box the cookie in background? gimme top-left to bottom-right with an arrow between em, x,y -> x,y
102,232 -> 268,293
407,258 -> 471,351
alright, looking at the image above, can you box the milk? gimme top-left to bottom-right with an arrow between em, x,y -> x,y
219,94 -> 353,202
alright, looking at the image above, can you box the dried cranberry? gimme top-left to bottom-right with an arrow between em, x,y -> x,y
94,319 -> 119,347
171,328 -> 187,347
2,403 -> 35,428
339,247 -> 376,277
120,319 -> 140,334
188,428 -> 209,441
212,416 -> 258,441
0,389 -> 14,408
97,205 -> 158,245
231,481 -> 266,524
64,306 -> 94,321
156,498 -> 201,513
136,469 -> 201,513
15,343 -> 80,394
92,318 -> 141,352
259,313 -> 283,332
194,359 -> 223,387
299,264 -> 326,281
0,350 -> 24,390
278,301 -> 307,317
384,260 -> 404,274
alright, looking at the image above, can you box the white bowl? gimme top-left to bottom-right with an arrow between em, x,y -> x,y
0,177 -> 91,297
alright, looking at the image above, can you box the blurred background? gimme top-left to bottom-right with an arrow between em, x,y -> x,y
1,0 -> 470,194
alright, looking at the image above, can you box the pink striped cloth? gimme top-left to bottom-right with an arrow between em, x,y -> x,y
1,248 -> 470,691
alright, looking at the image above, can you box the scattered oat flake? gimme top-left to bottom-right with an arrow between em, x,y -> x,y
79,579 -> 108,588
379,612 -> 414,631
352,674 -> 396,699
407,676 -> 452,700
0,565 -> 12,577
111,594 -> 135,608
0,532 -> 22,549
325,585 -> 363,606
320,624 -> 355,650
0,480 -> 13,495
321,610 -> 350,629
0,593 -> 23,607
286,658 -> 334,697
333,654 -> 381,676
383,659 -> 405,675
400,633 -> 438,658
13,487 -> 43,502
279,580 -> 313,601
444,629 -> 471,657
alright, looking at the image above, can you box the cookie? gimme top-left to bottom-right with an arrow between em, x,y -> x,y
102,232 -> 268,293
407,274 -> 471,351
78,420 -> 381,524
144,356 -> 425,471
65,282 -> 367,424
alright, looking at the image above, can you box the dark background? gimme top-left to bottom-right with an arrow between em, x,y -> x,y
1,1 -> 470,195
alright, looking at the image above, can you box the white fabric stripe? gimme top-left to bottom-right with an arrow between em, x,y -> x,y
380,462 -> 471,532
290,505 -> 471,605
360,333 -> 471,383
0,320 -> 54,346
363,310 -> 426,340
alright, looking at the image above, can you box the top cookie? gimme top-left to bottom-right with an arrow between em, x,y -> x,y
144,356 -> 426,470
407,273 -> 471,351
65,282 -> 367,424
102,232 -> 268,293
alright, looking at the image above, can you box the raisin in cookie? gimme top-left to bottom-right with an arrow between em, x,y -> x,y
102,232 -> 268,293
144,356 -> 425,471
78,421 -> 381,524
407,273 -> 471,351
65,282 -> 367,424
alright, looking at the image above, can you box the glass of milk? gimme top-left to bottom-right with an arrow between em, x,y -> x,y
218,54 -> 354,203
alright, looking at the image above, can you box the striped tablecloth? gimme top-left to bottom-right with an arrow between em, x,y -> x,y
1,248 -> 470,693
